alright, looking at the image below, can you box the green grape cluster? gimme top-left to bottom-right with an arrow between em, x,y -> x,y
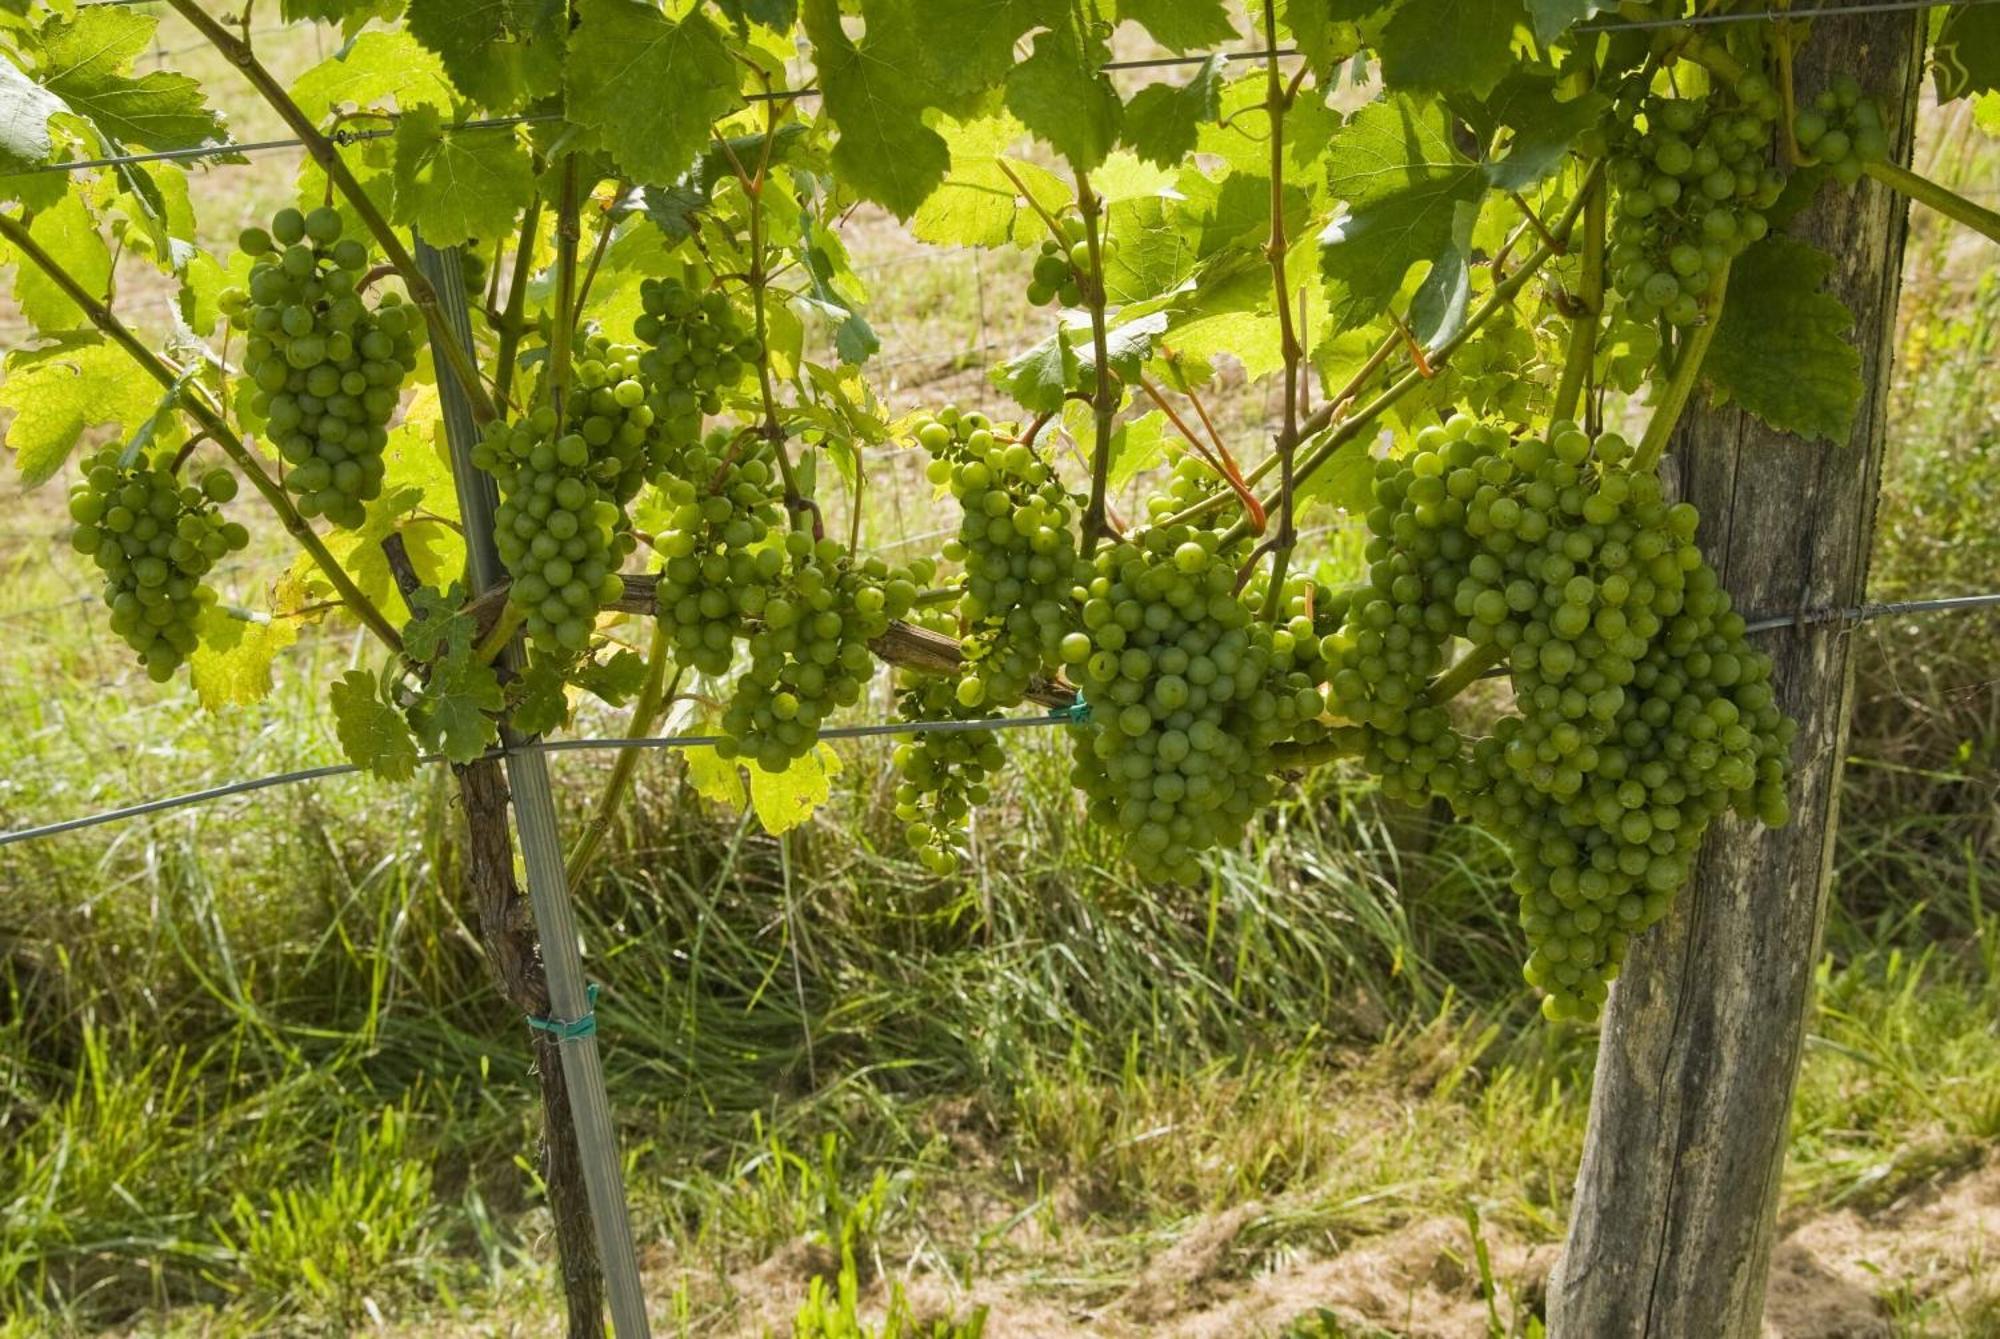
459,244 -> 488,302
634,277 -> 762,445
223,206 -> 422,529
1145,455 -> 1229,524
568,336 -> 670,505
67,448 -> 248,682
652,426 -> 788,676
473,405 -> 633,654
1794,74 -> 1889,186
1604,76 -> 1784,326
892,675 -> 1005,875
1062,526 -> 1340,883
918,405 -> 1081,710
1337,413 -> 1796,1022
1026,212 -> 1114,308
717,536 -> 919,773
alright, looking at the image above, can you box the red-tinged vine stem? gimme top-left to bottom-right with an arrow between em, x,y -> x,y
1260,0 -> 1304,620
1137,377 -> 1266,531
493,194 -> 543,405
1551,167 -> 1607,426
565,622 -> 679,886
0,209 -> 406,655
1076,170 -> 1118,555
163,0 -> 498,426
1634,262 -> 1731,472
550,157 -> 583,423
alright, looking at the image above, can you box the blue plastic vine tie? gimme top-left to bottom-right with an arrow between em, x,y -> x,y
527,982 -> 601,1043
1061,692 -> 1090,724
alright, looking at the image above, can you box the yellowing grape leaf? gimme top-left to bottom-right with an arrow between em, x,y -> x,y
1,337 -> 160,485
331,669 -> 421,781
292,30 -> 452,121
29,7 -> 229,151
748,743 -> 841,834
1706,237 -> 1862,445
190,608 -> 298,711
10,192 -> 111,331
684,745 -> 747,809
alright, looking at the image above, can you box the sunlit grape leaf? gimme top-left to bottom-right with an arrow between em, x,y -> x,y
390,106 -> 533,248
1117,0 -> 1237,52
1375,0 -> 1525,100
0,60 -> 65,181
1295,431 -> 1377,515
912,115 -> 1069,248
510,659 -> 572,735
1093,310 -> 1172,382
281,0 -> 403,30
30,8 -> 228,151
0,337 -> 159,485
564,0 -> 739,188
748,743 -> 841,833
1977,91 -> 2000,136
1103,195 -> 1201,303
406,0 -> 565,112
991,325 -> 1080,413
804,0 -> 948,218
320,501 -> 462,620
291,30 -> 452,121
1705,237 -> 1861,445
1005,26 -> 1121,173
331,669 -> 421,781
1935,3 -> 2000,101
190,608 -> 298,711
1168,309 -> 1286,380
1318,96 -> 1487,334
684,745 -> 746,809
9,192 -> 110,331
402,583 -> 476,663
1121,54 -> 1226,170
1106,409 -> 1169,489
1282,0 -> 1366,83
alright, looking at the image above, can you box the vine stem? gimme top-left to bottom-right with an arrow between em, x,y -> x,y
1427,642 -> 1504,706
1551,168 -> 1607,426
550,156 -> 582,422
1076,169 -> 1118,556
0,208 -> 405,655
163,0 -> 498,427
1634,262 -> 1731,473
493,194 -> 542,405
1259,0 -> 1303,621
565,623 -> 679,886
1865,160 -> 2000,244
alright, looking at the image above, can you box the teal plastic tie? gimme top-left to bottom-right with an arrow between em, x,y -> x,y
527,982 -> 600,1042
1061,692 -> 1090,724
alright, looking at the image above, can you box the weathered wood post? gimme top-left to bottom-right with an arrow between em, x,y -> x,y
1548,14 -> 1927,1335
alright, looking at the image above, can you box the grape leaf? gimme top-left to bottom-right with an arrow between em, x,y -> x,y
804,0 -> 949,218
1478,72 -> 1606,191
564,0 -> 740,189
390,106 -> 533,248
912,115 -> 1070,248
684,745 -> 747,809
1318,96 -> 1487,334
1408,198 -> 1480,347
402,583 -> 476,663
1375,0 -> 1525,100
1121,54 -> 1227,169
1108,409 -> 1170,489
10,192 -> 110,331
991,325 -> 1080,413
1104,194 -> 1202,303
281,0 -> 403,29
510,660 -> 571,736
1935,3 -> 2000,102
1168,309 -> 1287,380
1526,0 -> 1604,44
1117,0 -> 1238,53
715,0 -> 798,29
1005,26 -> 1121,173
1,337 -> 160,485
30,7 -> 228,151
405,0 -> 565,112
190,608 -> 298,711
864,0 -> 1062,116
0,60 -> 64,179
331,669 -> 421,781
1282,0 -> 1367,83
410,654 -> 504,763
1295,431 -> 1377,515
291,31 -> 451,121
576,649 -> 649,706
1705,237 -> 1861,445
748,743 -> 841,834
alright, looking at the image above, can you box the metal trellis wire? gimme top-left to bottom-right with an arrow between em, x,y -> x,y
1,590 -> 1995,851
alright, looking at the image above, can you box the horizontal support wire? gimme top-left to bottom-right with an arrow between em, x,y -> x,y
2,590 -> 1995,851
22,0 -> 1995,181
